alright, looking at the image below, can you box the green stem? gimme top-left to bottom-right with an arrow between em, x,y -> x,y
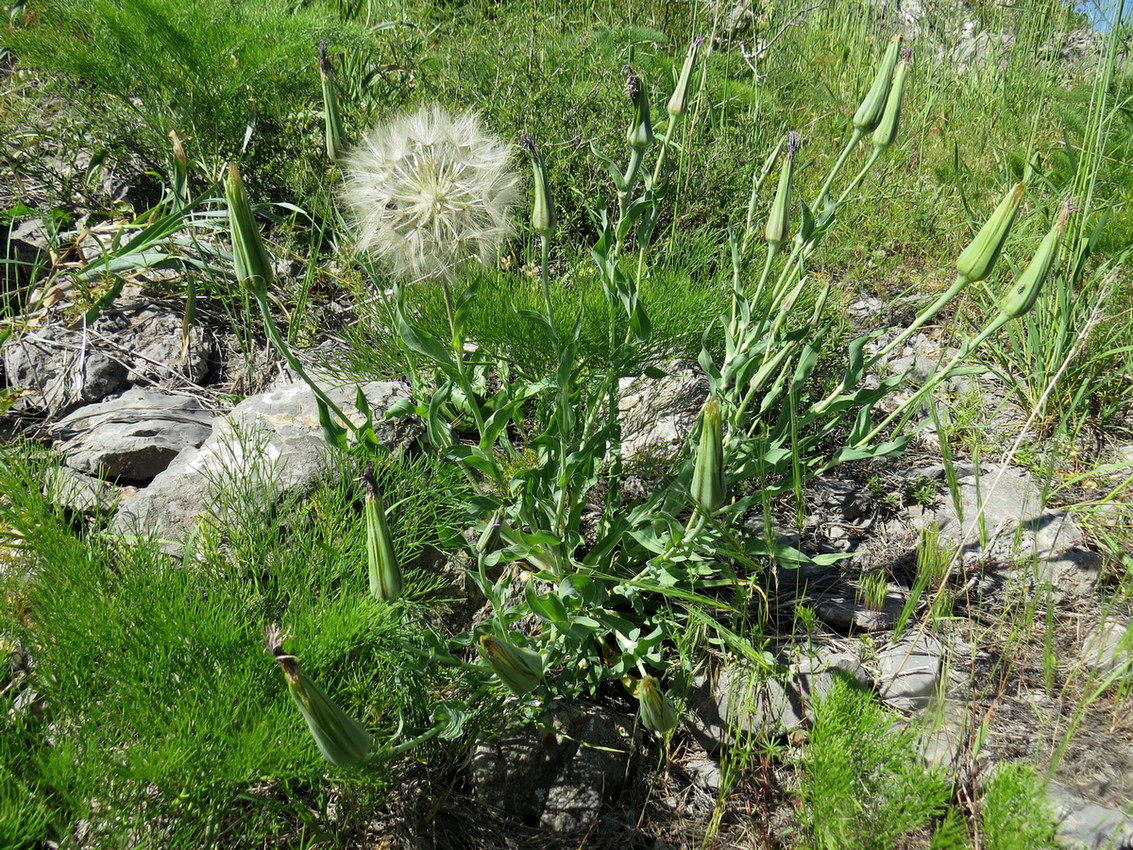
853,314 -> 1007,449
619,146 -> 645,220
253,291 -> 353,430
539,233 -> 554,331
812,128 -> 864,209
837,144 -> 884,207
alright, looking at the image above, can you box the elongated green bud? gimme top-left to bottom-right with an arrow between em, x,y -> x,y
871,49 -> 910,151
1000,202 -> 1070,320
956,182 -> 1026,283
477,634 -> 543,696
361,464 -> 402,602
690,396 -> 725,514
853,34 -> 903,133
625,67 -> 654,150
318,40 -> 347,162
766,132 -> 797,247
521,134 -> 556,236
667,35 -> 705,118
637,676 -> 679,734
266,626 -> 372,768
225,163 -> 274,298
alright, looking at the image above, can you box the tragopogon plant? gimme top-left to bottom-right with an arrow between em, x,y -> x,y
228,34 -> 1070,762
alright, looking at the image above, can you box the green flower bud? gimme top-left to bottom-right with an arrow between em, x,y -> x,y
690,396 -> 726,514
266,626 -> 372,768
871,49 -> 910,151
999,201 -> 1070,320
224,163 -> 274,298
318,40 -> 347,163
853,34 -> 903,133
522,134 -> 556,236
667,36 -> 705,118
361,464 -> 402,602
478,634 -> 543,696
956,182 -> 1026,283
625,67 -> 654,150
637,676 -> 679,734
766,132 -> 797,248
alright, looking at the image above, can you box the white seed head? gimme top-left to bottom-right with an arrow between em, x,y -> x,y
342,106 -> 520,283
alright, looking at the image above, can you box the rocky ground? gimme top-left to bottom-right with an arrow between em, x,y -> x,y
3,249 -> 1133,847
4,118 -> 1133,848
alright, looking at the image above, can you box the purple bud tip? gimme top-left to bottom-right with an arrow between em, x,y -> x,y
623,66 -> 641,99
360,462 -> 378,497
788,130 -> 799,158
694,35 -> 706,48
901,47 -> 912,62
318,39 -> 330,74
520,133 -> 536,156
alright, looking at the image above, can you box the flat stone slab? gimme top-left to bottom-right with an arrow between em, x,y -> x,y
1048,780 -> 1133,850
112,379 -> 417,548
687,648 -> 868,749
49,388 -> 215,481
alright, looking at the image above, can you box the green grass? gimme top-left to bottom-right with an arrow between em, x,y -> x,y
798,675 -> 954,850
0,445 -> 468,847
980,762 -> 1060,850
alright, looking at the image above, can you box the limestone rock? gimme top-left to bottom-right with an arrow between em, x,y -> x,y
3,324 -> 127,415
688,648 -> 868,750
876,631 -> 943,712
1048,780 -> 1133,850
50,389 -> 215,481
619,366 -> 707,466
111,379 -> 417,548
1079,620 -> 1133,677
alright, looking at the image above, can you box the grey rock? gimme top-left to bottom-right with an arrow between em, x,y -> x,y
469,703 -> 632,832
1079,620 -> 1133,677
1048,780 -> 1133,850
876,631 -> 943,712
918,698 -> 969,771
112,304 -> 212,384
683,757 -> 723,793
847,296 -> 884,325
812,589 -> 904,631
1112,444 -> 1133,468
888,355 -> 938,385
50,389 -> 215,481
3,325 -> 128,415
619,366 -> 708,465
111,379 -> 416,547
813,478 -> 872,522
43,464 -> 127,514
904,464 -> 1099,598
689,649 -> 868,749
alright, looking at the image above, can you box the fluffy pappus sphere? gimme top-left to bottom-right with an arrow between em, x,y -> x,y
342,106 -> 521,283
